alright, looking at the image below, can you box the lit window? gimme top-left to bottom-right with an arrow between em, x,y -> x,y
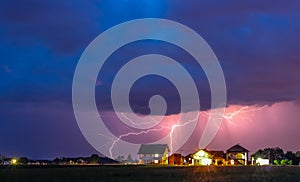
256,158 -> 269,165
154,160 -> 159,164
154,154 -> 159,157
194,150 -> 207,159
236,153 -> 244,159
230,159 -> 234,165
198,150 -> 205,157
200,158 -> 212,165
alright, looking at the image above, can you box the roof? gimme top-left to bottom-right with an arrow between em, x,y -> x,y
209,151 -> 225,158
169,153 -> 182,157
193,149 -> 209,153
185,153 -> 194,158
137,144 -> 169,154
227,144 -> 249,152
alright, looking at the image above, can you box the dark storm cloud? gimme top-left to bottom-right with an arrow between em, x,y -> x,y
167,0 -> 300,107
0,0 -> 300,111
0,0 -> 101,54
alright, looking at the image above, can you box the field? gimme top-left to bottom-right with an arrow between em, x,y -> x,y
1,165 -> 300,182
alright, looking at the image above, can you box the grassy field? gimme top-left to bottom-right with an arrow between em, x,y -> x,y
1,165 -> 300,182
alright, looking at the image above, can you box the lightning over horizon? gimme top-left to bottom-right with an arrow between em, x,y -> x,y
97,105 -> 268,159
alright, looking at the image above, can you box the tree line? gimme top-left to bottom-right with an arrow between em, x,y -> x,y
252,147 -> 300,165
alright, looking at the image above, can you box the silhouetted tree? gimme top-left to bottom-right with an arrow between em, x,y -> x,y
126,154 -> 134,163
0,155 -> 4,164
252,149 -> 268,159
53,157 -> 60,164
253,147 -> 286,164
285,151 -> 298,165
19,157 -> 29,165
116,155 -> 125,162
296,151 -> 300,158
89,154 -> 100,163
264,147 -> 285,164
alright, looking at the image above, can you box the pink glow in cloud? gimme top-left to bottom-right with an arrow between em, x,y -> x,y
203,101 -> 300,154
89,101 -> 300,158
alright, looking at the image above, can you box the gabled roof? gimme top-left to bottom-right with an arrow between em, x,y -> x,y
169,153 -> 183,157
193,149 -> 211,158
227,144 -> 249,152
185,153 -> 194,158
193,149 -> 209,155
209,151 -> 225,158
137,144 -> 169,154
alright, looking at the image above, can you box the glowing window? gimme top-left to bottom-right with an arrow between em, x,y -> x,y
198,150 -> 205,157
236,153 -> 244,159
256,158 -> 269,165
200,158 -> 212,165
11,159 -> 17,165
230,159 -> 234,165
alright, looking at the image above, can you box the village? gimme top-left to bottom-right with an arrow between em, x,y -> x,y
2,143 -> 299,166
134,143 -> 300,166
137,143 -> 250,166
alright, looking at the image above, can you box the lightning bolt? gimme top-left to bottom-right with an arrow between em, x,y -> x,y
100,105 -> 267,159
108,125 -> 166,158
168,114 -> 199,153
100,112 -> 198,158
224,105 -> 267,121
202,105 -> 267,125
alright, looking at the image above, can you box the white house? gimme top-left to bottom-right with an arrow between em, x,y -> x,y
137,144 -> 169,164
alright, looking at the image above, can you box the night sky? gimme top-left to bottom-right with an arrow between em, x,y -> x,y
1,0 -> 300,159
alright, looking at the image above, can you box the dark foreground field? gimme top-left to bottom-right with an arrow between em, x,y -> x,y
1,165 -> 300,182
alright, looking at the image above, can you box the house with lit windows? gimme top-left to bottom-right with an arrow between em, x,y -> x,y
137,143 -> 249,166
137,144 -> 169,164
185,149 -> 225,166
192,149 -> 212,165
210,150 -> 226,165
226,144 -> 249,165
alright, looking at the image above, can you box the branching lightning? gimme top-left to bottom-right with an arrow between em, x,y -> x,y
223,105 -> 267,121
168,115 -> 199,153
108,125 -> 166,158
100,113 -> 198,158
100,105 -> 268,159
202,105 -> 268,125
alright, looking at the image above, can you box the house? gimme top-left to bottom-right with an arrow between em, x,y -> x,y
251,149 -> 270,165
192,149 -> 212,165
184,153 -> 194,165
226,144 -> 249,165
137,144 -> 169,164
168,153 -> 183,165
255,158 -> 270,165
210,150 -> 226,166
184,149 -> 225,166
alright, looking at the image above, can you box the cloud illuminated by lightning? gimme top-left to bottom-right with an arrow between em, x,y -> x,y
202,105 -> 268,126
100,105 -> 268,159
99,112 -> 198,158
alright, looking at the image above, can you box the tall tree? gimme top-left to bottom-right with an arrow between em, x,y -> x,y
127,154 -> 134,163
